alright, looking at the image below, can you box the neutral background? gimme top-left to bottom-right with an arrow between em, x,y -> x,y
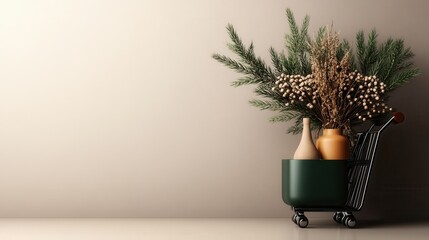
0,0 -> 428,218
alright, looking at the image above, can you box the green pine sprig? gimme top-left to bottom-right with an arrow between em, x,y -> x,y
355,31 -> 420,91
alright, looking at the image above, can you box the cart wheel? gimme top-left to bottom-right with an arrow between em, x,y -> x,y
297,216 -> 308,228
292,214 -> 297,223
345,215 -> 356,228
294,215 -> 299,225
341,213 -> 349,225
333,212 -> 343,224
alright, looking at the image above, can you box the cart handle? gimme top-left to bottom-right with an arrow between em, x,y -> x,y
377,112 -> 404,132
393,112 -> 405,124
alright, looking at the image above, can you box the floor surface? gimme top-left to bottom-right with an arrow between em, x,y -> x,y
0,218 -> 428,240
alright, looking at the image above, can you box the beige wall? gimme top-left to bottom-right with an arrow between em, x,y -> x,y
0,0 -> 428,218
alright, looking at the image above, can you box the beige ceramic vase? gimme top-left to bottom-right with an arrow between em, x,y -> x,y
316,129 -> 350,160
293,118 -> 320,160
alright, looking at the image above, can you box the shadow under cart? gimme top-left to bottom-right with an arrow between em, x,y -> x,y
282,112 -> 404,228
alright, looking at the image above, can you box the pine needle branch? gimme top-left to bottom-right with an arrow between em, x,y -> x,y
249,99 -> 286,111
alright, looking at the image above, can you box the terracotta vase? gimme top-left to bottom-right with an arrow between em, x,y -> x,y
293,118 -> 320,160
316,129 -> 350,160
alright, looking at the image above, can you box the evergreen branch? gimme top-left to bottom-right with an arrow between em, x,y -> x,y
231,76 -> 262,87
225,24 -> 261,71
387,67 -> 420,90
213,24 -> 278,90
226,24 -> 250,60
287,119 -> 306,134
254,83 -> 282,100
367,37 -> 420,89
300,15 -> 310,40
212,54 -> 251,74
279,52 -> 290,73
368,38 -> 394,77
355,30 -> 378,74
366,30 -> 378,64
356,31 -> 365,72
284,8 -> 312,74
284,54 -> 300,74
285,9 -> 300,42
298,15 -> 311,73
315,26 -> 327,45
249,99 -> 286,111
270,47 -> 283,74
270,111 -> 300,123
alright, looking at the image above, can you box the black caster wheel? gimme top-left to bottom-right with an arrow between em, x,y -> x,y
342,213 -> 351,225
345,215 -> 356,228
333,212 -> 343,224
297,215 -> 308,228
292,214 -> 297,224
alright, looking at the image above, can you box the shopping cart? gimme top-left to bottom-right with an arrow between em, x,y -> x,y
282,112 -> 405,228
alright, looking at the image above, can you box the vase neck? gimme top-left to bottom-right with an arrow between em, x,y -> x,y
302,118 -> 311,136
322,128 -> 342,135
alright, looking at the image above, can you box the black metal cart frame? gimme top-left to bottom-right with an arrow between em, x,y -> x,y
291,112 -> 405,228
